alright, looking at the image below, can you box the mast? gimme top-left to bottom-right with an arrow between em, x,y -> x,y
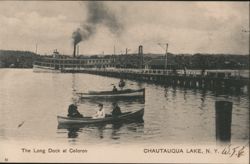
35,43 -> 38,54
165,43 -> 168,70
158,43 -> 168,70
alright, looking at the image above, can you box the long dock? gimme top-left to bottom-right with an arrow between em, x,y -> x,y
62,68 -> 249,90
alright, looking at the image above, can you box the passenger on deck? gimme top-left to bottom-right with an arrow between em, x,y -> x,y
112,86 -> 118,92
67,104 -> 83,118
111,102 -> 122,117
92,104 -> 105,119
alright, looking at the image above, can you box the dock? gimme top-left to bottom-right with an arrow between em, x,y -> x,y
61,68 -> 249,90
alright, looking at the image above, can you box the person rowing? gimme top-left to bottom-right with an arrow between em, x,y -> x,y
111,102 -> 122,117
92,103 -> 105,119
67,104 -> 83,118
112,85 -> 118,92
118,79 -> 126,90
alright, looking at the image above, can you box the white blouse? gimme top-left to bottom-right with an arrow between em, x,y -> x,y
92,109 -> 105,118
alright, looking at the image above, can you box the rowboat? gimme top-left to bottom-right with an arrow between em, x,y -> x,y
57,108 -> 144,125
76,88 -> 145,99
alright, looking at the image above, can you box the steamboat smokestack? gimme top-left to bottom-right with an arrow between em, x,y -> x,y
139,45 -> 143,69
73,43 -> 76,58
77,45 -> 79,56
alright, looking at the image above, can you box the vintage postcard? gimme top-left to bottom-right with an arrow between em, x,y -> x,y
0,1 -> 249,163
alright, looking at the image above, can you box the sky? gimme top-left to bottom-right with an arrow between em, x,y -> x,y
0,1 -> 249,55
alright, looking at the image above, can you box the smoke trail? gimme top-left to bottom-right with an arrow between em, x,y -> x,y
87,1 -> 123,34
72,28 -> 82,45
72,1 -> 123,45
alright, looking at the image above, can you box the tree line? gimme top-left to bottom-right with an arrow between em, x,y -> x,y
0,50 -> 38,68
0,50 -> 249,69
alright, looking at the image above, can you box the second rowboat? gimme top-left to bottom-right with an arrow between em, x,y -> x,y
76,88 -> 145,99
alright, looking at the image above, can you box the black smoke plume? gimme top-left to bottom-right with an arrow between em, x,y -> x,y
72,1 -> 123,46
72,28 -> 82,45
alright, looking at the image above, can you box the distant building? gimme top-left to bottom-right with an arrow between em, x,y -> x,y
144,59 -> 165,69
84,58 -> 114,68
144,58 -> 176,69
114,54 -> 142,68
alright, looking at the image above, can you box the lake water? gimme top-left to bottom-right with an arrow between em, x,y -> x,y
0,69 -> 249,146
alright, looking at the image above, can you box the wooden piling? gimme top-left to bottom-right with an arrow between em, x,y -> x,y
215,99 -> 233,142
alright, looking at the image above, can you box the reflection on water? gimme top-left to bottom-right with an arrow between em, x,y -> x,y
97,124 -> 105,139
68,127 -> 79,139
111,123 -> 123,140
71,74 -> 78,104
199,89 -> 207,110
58,121 -> 145,143
0,69 -> 248,145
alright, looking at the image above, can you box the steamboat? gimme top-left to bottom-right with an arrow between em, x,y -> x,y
33,48 -> 114,73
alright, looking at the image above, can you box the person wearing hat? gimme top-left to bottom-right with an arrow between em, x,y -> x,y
111,102 -> 122,117
112,85 -> 118,92
92,103 -> 105,119
118,79 -> 125,90
67,104 -> 83,118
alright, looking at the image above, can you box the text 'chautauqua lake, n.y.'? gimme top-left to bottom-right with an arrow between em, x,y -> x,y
143,145 -> 247,158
